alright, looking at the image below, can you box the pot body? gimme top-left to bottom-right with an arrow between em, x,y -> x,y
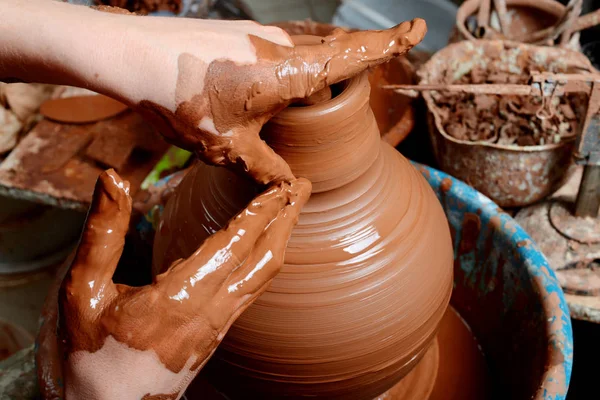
153,73 -> 453,399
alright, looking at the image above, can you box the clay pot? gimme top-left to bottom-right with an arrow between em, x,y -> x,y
153,70 -> 453,399
419,40 -> 594,208
453,0 -> 574,46
271,20 -> 417,147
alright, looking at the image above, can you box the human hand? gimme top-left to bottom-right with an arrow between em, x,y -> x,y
0,1 -> 426,184
132,18 -> 426,184
55,169 -> 310,400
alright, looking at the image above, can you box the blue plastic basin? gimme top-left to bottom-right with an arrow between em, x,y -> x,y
415,163 -> 572,400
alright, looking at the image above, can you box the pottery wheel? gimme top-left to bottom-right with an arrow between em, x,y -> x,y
375,339 -> 440,400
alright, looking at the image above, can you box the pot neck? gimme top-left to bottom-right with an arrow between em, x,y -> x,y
261,72 -> 381,193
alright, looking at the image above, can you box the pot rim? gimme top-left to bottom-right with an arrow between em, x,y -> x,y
271,71 -> 369,123
271,21 -> 417,147
419,40 -> 594,153
455,0 -> 566,42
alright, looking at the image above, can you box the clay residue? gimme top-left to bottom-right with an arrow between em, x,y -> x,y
420,41 -> 594,150
0,112 -> 169,209
432,67 -> 582,146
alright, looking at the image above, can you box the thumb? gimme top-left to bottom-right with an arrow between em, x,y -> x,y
63,170 -> 132,309
198,125 -> 295,186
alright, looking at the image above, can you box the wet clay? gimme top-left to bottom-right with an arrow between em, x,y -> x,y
137,20 -> 426,185
49,169 -> 309,399
428,306 -> 492,400
375,305 -> 492,400
40,95 -> 129,124
182,306 -> 493,400
153,70 -> 454,399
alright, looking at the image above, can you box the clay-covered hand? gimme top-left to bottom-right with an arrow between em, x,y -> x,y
1,1 -> 425,184
131,18 -> 427,185
58,169 -> 311,400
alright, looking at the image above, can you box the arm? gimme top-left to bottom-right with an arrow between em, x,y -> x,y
1,0 -> 426,185
0,0 -> 292,107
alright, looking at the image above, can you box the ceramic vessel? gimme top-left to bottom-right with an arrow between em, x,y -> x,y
153,70 -> 453,399
419,40 -> 594,208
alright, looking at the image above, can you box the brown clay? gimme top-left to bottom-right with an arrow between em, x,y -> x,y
378,305 -> 492,400
428,306 -> 492,400
93,0 -> 182,15
153,70 -> 454,399
40,95 -> 129,124
430,66 -> 581,146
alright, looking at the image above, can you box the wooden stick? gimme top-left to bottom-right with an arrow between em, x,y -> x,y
575,165 -> 600,218
382,83 -> 534,97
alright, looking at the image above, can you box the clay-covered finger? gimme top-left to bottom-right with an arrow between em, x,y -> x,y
162,180 -> 300,295
65,170 -> 132,305
223,178 -> 311,300
228,132 -> 295,185
287,18 -> 426,99
321,18 -> 427,81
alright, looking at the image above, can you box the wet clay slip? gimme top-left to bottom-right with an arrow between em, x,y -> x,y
153,65 -> 454,399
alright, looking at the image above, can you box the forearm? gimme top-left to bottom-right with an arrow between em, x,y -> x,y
0,0 -> 173,107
